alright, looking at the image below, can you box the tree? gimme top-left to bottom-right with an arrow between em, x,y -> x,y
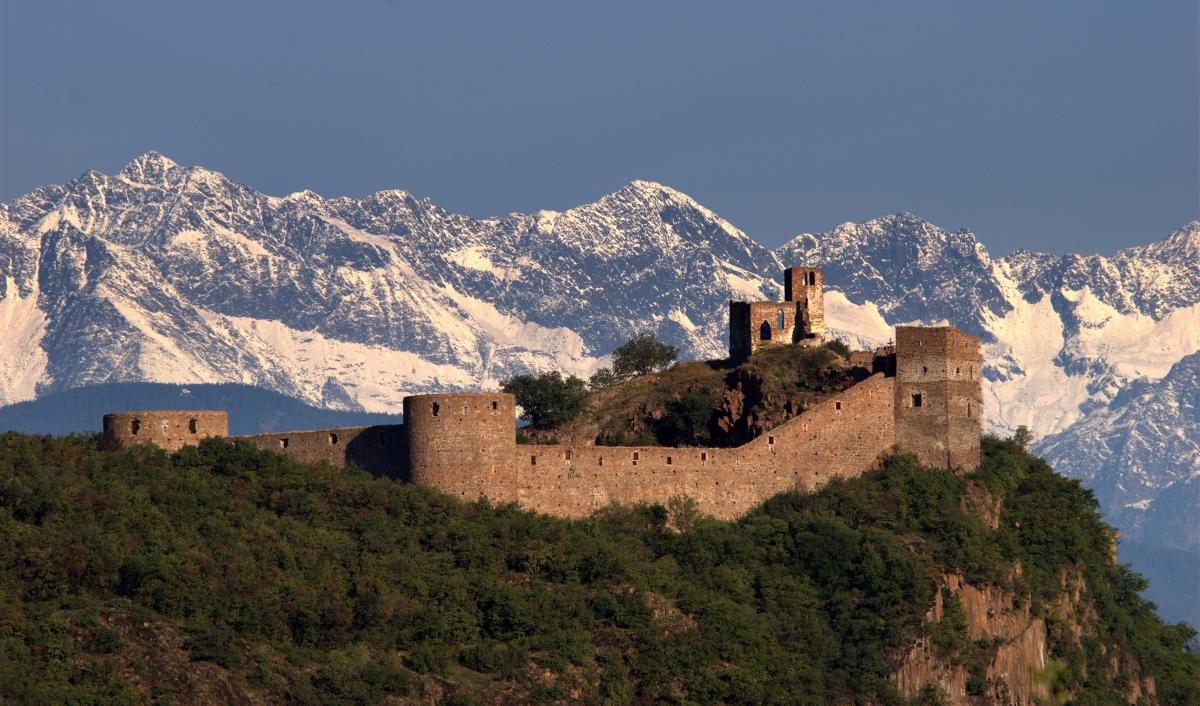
588,367 -> 621,390
611,333 -> 677,379
500,372 -> 588,428
1011,425 -> 1033,449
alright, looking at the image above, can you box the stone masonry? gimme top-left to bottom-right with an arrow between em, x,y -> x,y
893,326 -> 982,471
729,266 -> 825,361
99,267 -> 983,520
100,410 -> 228,451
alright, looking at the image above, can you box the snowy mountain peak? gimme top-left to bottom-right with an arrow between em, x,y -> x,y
284,189 -> 325,203
1126,220 -> 1200,264
117,150 -> 182,183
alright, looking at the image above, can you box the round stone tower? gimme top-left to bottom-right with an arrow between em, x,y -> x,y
100,410 -> 229,452
403,392 -> 518,503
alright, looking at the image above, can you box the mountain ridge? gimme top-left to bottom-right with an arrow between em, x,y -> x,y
2,153 -> 1197,623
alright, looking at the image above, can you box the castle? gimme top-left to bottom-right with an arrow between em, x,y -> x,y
100,268 -> 982,520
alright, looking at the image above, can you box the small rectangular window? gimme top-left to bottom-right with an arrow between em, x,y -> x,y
835,401 -> 842,411
492,400 -> 498,410
565,450 -> 572,461
188,419 -> 198,434
280,438 -> 289,449
701,452 -> 707,463
131,420 -> 140,435
911,393 -> 923,408
768,435 -> 775,445
531,455 -> 537,466
666,456 -> 672,465
329,433 -> 339,445
432,402 -> 440,416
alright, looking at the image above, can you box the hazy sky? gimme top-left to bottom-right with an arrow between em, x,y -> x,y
1,1 -> 1196,254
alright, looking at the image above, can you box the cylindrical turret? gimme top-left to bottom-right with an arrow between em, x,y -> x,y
100,410 -> 228,452
403,392 -> 517,502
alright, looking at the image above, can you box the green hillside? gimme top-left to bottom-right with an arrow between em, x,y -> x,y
0,433 -> 1196,705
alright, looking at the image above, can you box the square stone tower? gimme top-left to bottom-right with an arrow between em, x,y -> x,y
893,326 -> 982,471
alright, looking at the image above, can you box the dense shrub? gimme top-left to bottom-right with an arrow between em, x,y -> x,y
655,387 -> 717,445
824,339 -> 851,359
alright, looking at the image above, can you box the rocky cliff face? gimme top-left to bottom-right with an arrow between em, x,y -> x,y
894,571 -> 1050,706
894,568 -> 1157,706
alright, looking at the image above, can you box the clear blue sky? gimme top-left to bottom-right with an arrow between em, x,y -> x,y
1,1 -> 1196,254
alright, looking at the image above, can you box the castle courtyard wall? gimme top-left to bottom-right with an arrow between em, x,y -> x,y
511,373 -> 894,519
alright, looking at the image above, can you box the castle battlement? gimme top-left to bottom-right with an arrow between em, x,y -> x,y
99,268 -> 982,520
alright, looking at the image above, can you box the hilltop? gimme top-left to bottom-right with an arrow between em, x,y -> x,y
0,433 -> 1195,705
523,343 -> 864,448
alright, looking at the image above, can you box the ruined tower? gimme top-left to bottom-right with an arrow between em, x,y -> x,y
729,267 -> 827,361
783,266 -> 825,343
100,410 -> 229,452
893,326 -> 982,471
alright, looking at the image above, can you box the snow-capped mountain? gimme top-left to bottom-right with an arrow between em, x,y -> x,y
778,216 -> 1200,438
2,153 -> 1197,615
0,152 -> 780,413
1036,350 -> 1200,546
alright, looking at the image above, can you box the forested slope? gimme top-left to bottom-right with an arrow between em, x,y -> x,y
0,434 -> 1195,705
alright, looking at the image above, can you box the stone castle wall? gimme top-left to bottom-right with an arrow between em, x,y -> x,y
94,260 -> 981,520
238,425 -> 408,479
729,300 -> 807,361
510,373 -> 894,519
101,410 -> 228,452
95,374 -> 897,520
